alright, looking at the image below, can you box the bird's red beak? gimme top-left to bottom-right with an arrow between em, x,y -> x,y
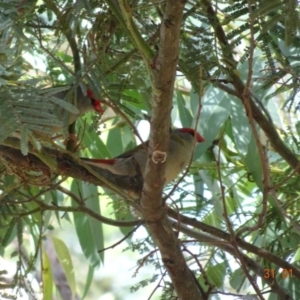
196,132 -> 205,143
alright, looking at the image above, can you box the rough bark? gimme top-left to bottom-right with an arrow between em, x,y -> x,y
139,1 -> 205,299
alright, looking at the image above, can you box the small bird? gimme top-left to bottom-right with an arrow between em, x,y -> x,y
81,128 -> 205,185
48,86 -> 104,127
11,85 -> 104,142
29,85 -> 104,138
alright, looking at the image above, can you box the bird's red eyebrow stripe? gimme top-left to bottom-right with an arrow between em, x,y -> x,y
179,128 -> 205,142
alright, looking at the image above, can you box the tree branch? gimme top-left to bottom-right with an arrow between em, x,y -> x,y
0,139 -> 143,197
172,221 -> 293,300
202,0 -> 300,172
167,208 -> 300,280
139,1 -> 204,299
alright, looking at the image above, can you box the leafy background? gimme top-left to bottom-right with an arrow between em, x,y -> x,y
0,0 -> 300,299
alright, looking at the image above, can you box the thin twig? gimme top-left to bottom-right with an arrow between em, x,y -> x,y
98,221 -> 144,253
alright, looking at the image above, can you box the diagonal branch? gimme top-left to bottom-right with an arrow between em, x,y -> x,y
0,139 -> 143,197
172,221 -> 293,300
167,208 -> 300,280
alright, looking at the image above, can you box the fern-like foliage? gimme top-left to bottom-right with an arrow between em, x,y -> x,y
0,85 -> 84,153
1,0 -> 300,299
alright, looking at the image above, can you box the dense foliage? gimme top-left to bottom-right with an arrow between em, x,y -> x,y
0,0 -> 300,299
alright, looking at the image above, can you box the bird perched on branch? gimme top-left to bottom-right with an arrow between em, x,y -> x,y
81,128 -> 205,185
15,85 -> 104,140
45,85 -> 104,130
4,85 -> 104,155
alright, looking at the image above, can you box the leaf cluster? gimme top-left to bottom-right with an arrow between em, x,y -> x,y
1,0 -> 300,299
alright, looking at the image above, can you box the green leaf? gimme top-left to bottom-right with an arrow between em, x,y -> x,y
42,249 -> 53,300
106,126 -> 125,157
51,236 -> 76,298
79,118 -> 112,158
244,134 -> 262,189
80,181 -> 104,264
71,180 -> 102,268
231,98 -> 251,156
81,265 -> 94,300
1,218 -> 17,247
195,87 -> 231,159
176,91 -> 193,127
123,89 -> 146,110
206,262 -> 226,287
230,267 -> 247,292
292,246 -> 300,263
